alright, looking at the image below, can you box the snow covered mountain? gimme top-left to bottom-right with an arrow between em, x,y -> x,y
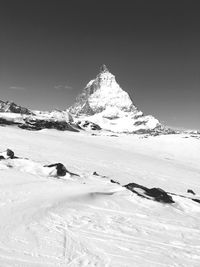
69,65 -> 160,133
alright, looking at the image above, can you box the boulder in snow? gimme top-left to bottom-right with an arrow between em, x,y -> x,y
124,183 -> 175,204
0,149 -> 15,160
44,163 -> 68,176
187,189 -> 195,195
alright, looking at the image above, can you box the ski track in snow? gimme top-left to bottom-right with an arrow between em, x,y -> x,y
0,127 -> 200,266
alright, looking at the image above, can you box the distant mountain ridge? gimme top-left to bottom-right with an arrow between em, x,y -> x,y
0,100 -> 32,115
0,101 -> 79,132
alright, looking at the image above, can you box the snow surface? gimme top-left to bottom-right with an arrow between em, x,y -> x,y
0,127 -> 200,266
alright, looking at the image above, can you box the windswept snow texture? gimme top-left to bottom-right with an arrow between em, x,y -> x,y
69,65 -> 160,133
0,127 -> 200,266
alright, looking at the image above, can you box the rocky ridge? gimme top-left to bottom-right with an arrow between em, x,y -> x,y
0,103 -> 79,132
0,100 -> 32,115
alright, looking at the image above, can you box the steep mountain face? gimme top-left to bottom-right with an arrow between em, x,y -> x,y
0,100 -> 32,115
69,65 -> 160,133
69,65 -> 136,116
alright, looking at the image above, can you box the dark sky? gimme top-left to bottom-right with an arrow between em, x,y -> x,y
0,0 -> 200,129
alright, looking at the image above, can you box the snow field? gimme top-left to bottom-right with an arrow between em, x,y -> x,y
0,127 -> 199,266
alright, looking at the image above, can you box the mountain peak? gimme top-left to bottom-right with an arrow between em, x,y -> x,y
69,65 -> 137,116
68,65 -> 160,133
99,64 -> 109,73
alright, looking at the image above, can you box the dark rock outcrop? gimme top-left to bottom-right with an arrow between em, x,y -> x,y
6,149 -> 15,159
0,118 -> 17,126
44,163 -> 68,176
0,99 -> 81,132
77,120 -> 101,131
100,64 -> 109,73
124,183 -> 175,204
19,119 -> 79,132
93,171 -> 99,176
192,198 -> 200,204
0,149 -> 79,178
0,115 -> 80,132
0,149 -> 15,160
187,189 -> 195,195
44,163 -> 79,177
133,126 -> 179,136
110,179 -> 120,185
146,188 -> 175,203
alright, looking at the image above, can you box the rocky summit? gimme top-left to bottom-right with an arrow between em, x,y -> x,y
69,64 -> 137,116
69,65 -> 160,133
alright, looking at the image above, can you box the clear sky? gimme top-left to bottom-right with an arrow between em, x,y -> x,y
0,0 -> 200,129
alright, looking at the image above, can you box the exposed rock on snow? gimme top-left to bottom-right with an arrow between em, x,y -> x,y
77,120 -> 101,131
91,172 -> 177,204
192,198 -> 200,204
93,171 -> 99,176
0,149 -> 15,160
0,150 -> 78,177
133,125 -> 180,136
110,179 -> 120,185
69,65 -> 161,133
19,117 -> 79,131
44,163 -> 79,177
0,108 -> 79,132
91,172 -> 200,206
187,189 -> 196,195
0,117 -> 17,126
124,183 -> 175,203
44,163 -> 68,176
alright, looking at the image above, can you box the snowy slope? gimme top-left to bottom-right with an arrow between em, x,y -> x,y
33,110 -> 73,122
0,127 -> 200,266
69,65 -> 160,133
